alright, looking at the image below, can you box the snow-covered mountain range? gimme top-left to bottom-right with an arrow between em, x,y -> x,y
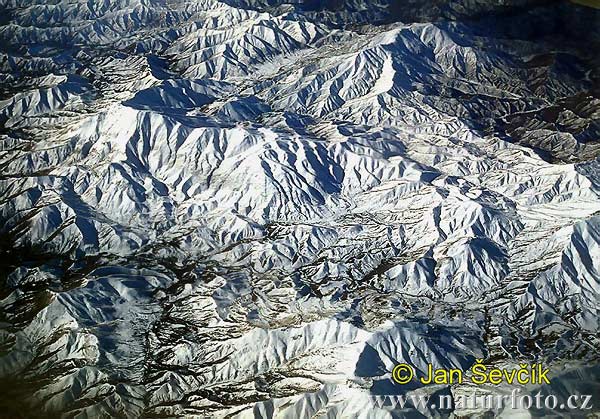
0,0 -> 599,417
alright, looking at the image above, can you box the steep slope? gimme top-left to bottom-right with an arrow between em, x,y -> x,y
0,0 -> 599,417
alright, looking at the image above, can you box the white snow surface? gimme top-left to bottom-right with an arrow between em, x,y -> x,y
0,0 -> 599,417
